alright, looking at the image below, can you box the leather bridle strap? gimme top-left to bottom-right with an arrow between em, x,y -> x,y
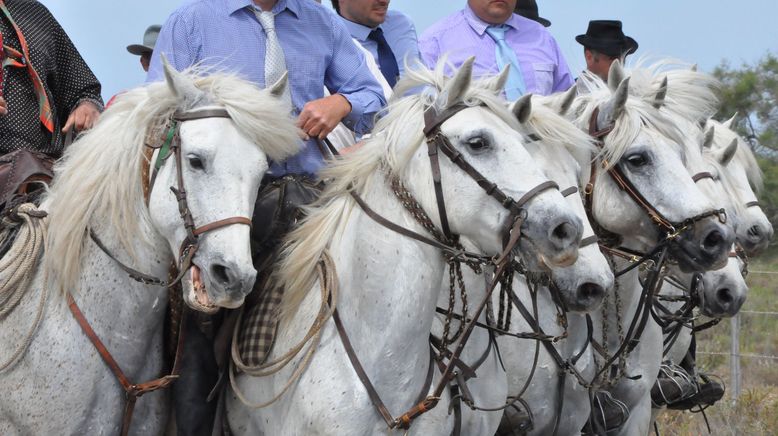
192,216 -> 252,236
67,293 -> 186,436
692,172 -> 715,183
745,200 -> 760,208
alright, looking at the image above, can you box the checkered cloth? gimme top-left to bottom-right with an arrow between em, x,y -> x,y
237,282 -> 284,367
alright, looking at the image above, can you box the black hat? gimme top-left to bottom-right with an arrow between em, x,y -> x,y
127,25 -> 162,56
514,0 -> 551,27
576,20 -> 638,57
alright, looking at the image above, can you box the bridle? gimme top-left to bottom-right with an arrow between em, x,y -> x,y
324,101 -> 561,432
68,107 -> 253,436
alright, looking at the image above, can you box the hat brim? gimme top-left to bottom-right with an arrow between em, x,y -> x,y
576,35 -> 638,57
127,44 -> 153,56
536,16 -> 551,27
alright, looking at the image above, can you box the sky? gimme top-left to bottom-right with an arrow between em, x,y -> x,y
39,0 -> 778,101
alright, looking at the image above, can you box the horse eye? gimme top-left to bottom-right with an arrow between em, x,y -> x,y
625,153 -> 649,168
466,136 -> 490,152
188,155 -> 205,170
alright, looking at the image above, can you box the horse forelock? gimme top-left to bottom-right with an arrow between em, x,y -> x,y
43,70 -> 300,295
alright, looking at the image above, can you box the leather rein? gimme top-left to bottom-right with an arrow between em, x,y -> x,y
321,102 -> 559,431
68,107 -> 251,436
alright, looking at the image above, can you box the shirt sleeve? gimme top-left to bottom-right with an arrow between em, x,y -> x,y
146,8 -> 201,82
551,38 -> 574,93
418,33 -> 440,70
323,13 -> 386,135
48,9 -> 103,117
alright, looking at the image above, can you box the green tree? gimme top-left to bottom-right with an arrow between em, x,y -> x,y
713,53 -> 778,248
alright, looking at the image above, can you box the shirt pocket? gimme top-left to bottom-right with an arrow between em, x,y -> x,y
532,63 -> 556,95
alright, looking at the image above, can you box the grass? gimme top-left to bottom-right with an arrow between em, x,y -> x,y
655,254 -> 778,435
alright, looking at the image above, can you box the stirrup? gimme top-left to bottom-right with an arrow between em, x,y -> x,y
587,390 -> 630,434
651,362 -> 698,407
666,372 -> 725,411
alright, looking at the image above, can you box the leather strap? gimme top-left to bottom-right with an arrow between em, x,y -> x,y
560,186 -> 579,197
745,200 -> 760,208
67,293 -> 186,436
692,172 -> 714,183
193,216 -> 252,236
173,108 -> 231,121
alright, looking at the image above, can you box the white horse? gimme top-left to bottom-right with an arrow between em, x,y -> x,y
490,91 -> 615,436
564,62 -> 734,435
226,59 -> 584,435
0,63 -> 300,435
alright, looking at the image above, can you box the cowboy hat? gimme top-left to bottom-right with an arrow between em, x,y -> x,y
127,25 -> 161,56
514,0 -> 551,27
576,20 -> 638,57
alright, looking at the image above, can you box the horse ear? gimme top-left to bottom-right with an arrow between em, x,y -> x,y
598,77 -> 630,128
722,112 -> 738,129
715,138 -> 739,166
161,54 -> 205,107
607,60 -> 626,93
653,76 -> 668,109
268,71 -> 288,97
485,65 -> 511,97
702,125 -> 715,150
439,56 -> 474,107
512,93 -> 533,124
558,84 -> 577,116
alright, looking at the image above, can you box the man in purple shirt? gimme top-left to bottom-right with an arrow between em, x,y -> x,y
419,0 -> 573,97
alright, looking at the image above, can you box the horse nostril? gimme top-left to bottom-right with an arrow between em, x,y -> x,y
747,225 -> 762,238
578,282 -> 605,301
702,230 -> 724,252
716,288 -> 734,305
211,263 -> 232,286
550,222 -> 577,245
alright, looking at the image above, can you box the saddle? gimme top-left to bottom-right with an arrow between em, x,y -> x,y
0,149 -> 54,209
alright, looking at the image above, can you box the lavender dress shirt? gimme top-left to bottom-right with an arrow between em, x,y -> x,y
146,0 -> 386,176
419,7 -> 573,96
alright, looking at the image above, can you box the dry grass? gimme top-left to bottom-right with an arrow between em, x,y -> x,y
655,255 -> 778,435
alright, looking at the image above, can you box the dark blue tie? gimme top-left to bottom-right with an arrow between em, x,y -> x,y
368,27 -> 399,88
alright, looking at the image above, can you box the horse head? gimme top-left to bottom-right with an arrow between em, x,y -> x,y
150,61 -> 300,312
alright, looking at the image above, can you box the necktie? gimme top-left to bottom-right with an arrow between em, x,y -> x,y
367,28 -> 399,88
254,10 -> 289,101
0,1 -> 54,132
485,25 -> 526,100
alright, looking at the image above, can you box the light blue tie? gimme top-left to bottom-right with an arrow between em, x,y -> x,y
485,25 -> 526,100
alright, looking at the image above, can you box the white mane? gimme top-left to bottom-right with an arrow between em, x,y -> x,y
43,70 -> 301,295
572,73 -> 686,167
707,118 -> 764,193
277,61 -> 518,315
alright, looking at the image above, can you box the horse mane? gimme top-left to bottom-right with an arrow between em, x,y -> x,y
707,118 -> 764,193
43,69 -> 301,295
276,60 -> 518,316
529,94 -> 597,186
573,72 -> 686,167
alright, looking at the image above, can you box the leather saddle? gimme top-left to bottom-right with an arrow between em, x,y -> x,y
0,149 -> 55,209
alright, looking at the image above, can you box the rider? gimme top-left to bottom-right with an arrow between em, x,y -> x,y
419,0 -> 573,98
575,20 -> 638,82
146,0 -> 385,433
0,0 -> 103,157
126,24 -> 161,73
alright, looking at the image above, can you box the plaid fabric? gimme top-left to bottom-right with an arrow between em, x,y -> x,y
237,282 -> 284,367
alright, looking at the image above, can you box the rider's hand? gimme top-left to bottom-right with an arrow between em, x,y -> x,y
63,100 -> 101,133
0,96 -> 7,116
297,94 -> 352,140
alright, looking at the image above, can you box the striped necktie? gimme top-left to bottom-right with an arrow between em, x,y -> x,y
485,25 -> 526,100
254,10 -> 289,101
0,0 -> 54,132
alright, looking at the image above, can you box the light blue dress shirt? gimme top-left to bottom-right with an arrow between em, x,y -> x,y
147,0 -> 386,176
339,9 -> 421,76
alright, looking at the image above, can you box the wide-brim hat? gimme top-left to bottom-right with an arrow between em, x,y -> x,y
127,24 -> 161,56
576,20 -> 638,57
514,0 -> 551,27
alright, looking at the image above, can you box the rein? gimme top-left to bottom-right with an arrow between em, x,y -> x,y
68,107 -> 250,436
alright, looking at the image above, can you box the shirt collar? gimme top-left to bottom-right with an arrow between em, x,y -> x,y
341,18 -> 376,42
226,0 -> 299,18
463,5 -> 519,36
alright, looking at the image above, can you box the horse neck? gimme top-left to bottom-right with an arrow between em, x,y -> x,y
67,217 -> 172,352
331,177 -> 448,359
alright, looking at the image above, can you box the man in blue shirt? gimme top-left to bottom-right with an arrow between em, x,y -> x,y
330,0 -> 420,87
147,0 -> 386,176
146,1 -> 385,434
